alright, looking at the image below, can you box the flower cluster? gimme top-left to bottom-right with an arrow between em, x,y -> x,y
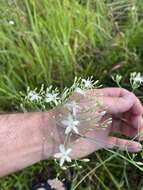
73,76 -> 101,96
21,77 -> 100,110
112,72 -> 143,91
130,72 -> 143,90
19,73 -> 143,174
21,85 -> 61,110
20,77 -> 110,167
52,79 -> 111,167
112,74 -> 122,87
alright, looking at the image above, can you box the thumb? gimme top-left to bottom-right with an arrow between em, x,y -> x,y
101,93 -> 135,114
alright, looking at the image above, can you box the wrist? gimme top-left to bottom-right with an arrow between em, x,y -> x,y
40,110 -> 62,160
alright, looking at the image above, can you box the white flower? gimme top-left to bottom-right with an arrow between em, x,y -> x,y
9,20 -> 15,25
132,72 -> 143,83
99,111 -> 106,116
27,90 -> 42,102
131,6 -> 136,11
54,144 -> 72,166
61,114 -> 79,134
112,74 -> 122,87
80,158 -> 90,162
45,92 -> 59,105
82,78 -> 94,88
130,72 -> 143,90
136,162 -> 143,166
64,101 -> 80,116
107,118 -> 112,125
36,188 -> 46,190
47,178 -> 64,189
75,87 -> 85,96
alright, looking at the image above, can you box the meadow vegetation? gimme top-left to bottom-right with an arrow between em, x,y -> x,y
0,0 -> 143,189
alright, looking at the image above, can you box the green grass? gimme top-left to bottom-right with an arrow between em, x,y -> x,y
0,0 -> 143,189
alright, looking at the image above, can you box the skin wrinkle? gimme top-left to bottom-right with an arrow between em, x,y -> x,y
41,111 -> 62,160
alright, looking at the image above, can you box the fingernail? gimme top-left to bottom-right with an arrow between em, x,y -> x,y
127,144 -> 142,152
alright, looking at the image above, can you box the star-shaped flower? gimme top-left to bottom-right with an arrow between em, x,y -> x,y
27,90 -> 42,102
61,114 -> 79,135
75,87 -> 85,96
64,101 -> 80,116
54,144 -> 72,166
133,73 -> 143,83
9,20 -> 15,25
45,92 -> 59,105
82,78 -> 94,89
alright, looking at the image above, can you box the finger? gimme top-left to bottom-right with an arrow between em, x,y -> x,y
86,88 -> 143,115
86,88 -> 131,98
111,115 -> 142,136
96,95 -> 134,114
111,120 -> 143,141
129,96 -> 143,116
69,130 -> 109,158
138,129 -> 143,141
106,136 -> 142,152
111,121 -> 138,137
104,89 -> 142,115
129,115 -> 142,129
136,119 -> 143,141
122,111 -> 143,129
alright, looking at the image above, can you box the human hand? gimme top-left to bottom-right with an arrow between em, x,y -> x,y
54,88 -> 143,159
68,88 -> 143,158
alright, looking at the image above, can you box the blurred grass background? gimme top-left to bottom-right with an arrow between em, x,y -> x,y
0,0 -> 143,189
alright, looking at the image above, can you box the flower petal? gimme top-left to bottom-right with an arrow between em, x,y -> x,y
61,120 -> 69,126
59,144 -> 65,153
66,156 -> 71,162
54,153 -> 62,158
60,157 -> 65,166
65,127 -> 71,135
66,148 -> 72,154
73,126 -> 79,134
